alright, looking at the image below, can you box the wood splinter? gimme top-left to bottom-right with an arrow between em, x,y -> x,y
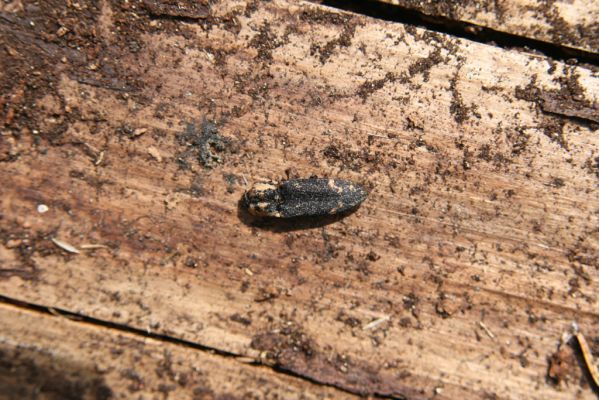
575,328 -> 599,388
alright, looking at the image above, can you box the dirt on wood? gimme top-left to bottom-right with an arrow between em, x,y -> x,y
0,0 -> 598,399
365,0 -> 599,54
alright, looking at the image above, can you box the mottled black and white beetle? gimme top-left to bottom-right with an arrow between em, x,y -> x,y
243,178 -> 367,218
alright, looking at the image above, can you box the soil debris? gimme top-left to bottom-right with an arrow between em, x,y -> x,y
143,0 -> 210,20
176,120 -> 231,169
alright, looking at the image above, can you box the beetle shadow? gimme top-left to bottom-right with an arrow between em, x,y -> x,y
237,198 -> 359,232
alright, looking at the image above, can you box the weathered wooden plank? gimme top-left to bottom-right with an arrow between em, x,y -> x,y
373,0 -> 599,54
0,0 -> 598,399
0,302 -> 353,399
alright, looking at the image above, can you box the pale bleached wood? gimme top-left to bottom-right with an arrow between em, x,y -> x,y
0,0 -> 598,399
376,0 -> 599,54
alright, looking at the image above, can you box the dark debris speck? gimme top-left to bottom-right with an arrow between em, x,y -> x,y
176,120 -> 231,169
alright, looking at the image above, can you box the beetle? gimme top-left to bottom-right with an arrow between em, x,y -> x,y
243,178 -> 367,218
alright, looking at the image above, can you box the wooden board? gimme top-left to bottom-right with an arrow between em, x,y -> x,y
0,302 -> 353,399
1,0 -> 598,398
373,0 -> 599,54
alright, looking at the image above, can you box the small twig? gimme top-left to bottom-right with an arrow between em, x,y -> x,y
574,328 -> 599,388
79,244 -> 109,250
48,307 -> 82,321
51,238 -> 80,254
363,315 -> 390,330
478,321 -> 496,339
94,151 -> 104,166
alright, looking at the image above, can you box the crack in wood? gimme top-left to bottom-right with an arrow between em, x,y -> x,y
318,0 -> 599,66
0,294 -> 398,399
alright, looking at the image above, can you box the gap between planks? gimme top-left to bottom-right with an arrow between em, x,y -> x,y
0,294 -> 395,399
316,0 -> 599,66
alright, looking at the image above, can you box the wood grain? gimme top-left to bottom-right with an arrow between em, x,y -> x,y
375,0 -> 599,54
0,302 -> 353,399
0,0 -> 598,398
